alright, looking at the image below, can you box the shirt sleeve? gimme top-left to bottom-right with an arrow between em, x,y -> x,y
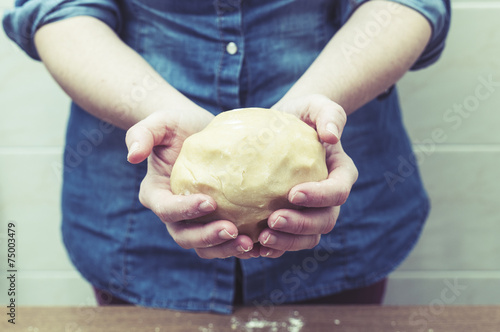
2,0 -> 122,60
339,0 -> 451,70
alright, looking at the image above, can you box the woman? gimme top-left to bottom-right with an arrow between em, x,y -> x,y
3,0 -> 450,313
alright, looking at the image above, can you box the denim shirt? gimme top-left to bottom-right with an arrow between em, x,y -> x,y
4,0 -> 450,314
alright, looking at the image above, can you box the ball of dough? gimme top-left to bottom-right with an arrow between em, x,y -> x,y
170,108 -> 328,242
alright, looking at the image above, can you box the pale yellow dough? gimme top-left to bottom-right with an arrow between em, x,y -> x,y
170,108 -> 328,242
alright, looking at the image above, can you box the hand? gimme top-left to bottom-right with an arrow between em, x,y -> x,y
256,94 -> 358,258
126,110 -> 257,259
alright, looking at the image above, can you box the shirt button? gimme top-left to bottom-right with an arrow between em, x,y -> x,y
226,42 -> 238,55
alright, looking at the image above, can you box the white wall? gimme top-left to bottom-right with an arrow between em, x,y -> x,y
1,1 -> 499,307
0,1 -> 96,306
384,0 -> 500,305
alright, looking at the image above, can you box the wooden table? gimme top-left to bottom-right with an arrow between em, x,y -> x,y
2,305 -> 500,332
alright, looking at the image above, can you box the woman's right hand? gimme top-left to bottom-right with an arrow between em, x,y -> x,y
125,110 -> 258,259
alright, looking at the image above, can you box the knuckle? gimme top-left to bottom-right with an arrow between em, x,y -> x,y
311,94 -> 327,108
335,185 -> 351,206
154,201 -> 174,223
179,202 -> 199,221
138,181 -> 176,224
351,163 -> 359,181
308,235 -> 321,249
273,250 -> 286,258
138,183 -> 149,208
320,211 -> 336,234
346,160 -> 359,183
195,249 -> 211,260
171,229 -> 192,249
294,216 -> 308,234
279,235 -> 295,252
175,238 -> 191,250
288,235 -> 302,251
225,248 -> 237,258
283,241 -> 294,252
199,232 -> 215,248
316,191 -> 330,207
334,104 -> 347,125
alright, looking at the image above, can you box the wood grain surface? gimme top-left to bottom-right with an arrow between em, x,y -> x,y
2,305 -> 500,332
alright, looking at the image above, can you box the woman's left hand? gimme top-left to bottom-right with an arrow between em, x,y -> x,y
256,94 -> 358,258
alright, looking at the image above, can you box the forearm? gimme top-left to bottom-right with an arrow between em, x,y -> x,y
34,16 -> 213,130
276,0 -> 432,115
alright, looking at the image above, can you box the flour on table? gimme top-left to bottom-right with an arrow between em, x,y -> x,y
228,313 -> 305,332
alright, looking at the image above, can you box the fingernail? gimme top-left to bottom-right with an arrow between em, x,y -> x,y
291,191 -> 307,205
219,229 -> 236,240
271,216 -> 287,229
261,233 -> 276,246
127,142 -> 140,161
264,249 -> 273,257
237,245 -> 252,253
326,122 -> 339,140
198,200 -> 215,213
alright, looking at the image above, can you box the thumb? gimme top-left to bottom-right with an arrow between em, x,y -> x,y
315,101 -> 346,145
273,94 -> 346,145
125,111 -> 179,164
125,123 -> 155,164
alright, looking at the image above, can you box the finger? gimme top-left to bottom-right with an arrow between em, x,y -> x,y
259,247 -> 286,259
289,146 -> 358,208
194,235 -> 255,259
139,178 -> 216,223
125,111 -> 180,164
268,206 -> 339,235
125,123 -> 155,164
258,229 -> 321,252
168,219 -> 239,250
289,179 -> 350,208
235,246 -> 261,259
305,95 -> 347,144
275,94 -> 346,144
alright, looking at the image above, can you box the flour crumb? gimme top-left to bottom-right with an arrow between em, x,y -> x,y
198,323 -> 215,332
246,320 -> 271,329
334,319 -> 341,325
239,316 -> 304,332
287,317 -> 304,332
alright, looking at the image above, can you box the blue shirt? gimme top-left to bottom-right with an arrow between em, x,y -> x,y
4,0 -> 450,314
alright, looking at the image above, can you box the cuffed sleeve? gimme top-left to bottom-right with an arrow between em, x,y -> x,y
340,0 -> 451,70
2,0 -> 122,60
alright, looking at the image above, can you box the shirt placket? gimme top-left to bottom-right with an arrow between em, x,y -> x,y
215,0 -> 244,111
